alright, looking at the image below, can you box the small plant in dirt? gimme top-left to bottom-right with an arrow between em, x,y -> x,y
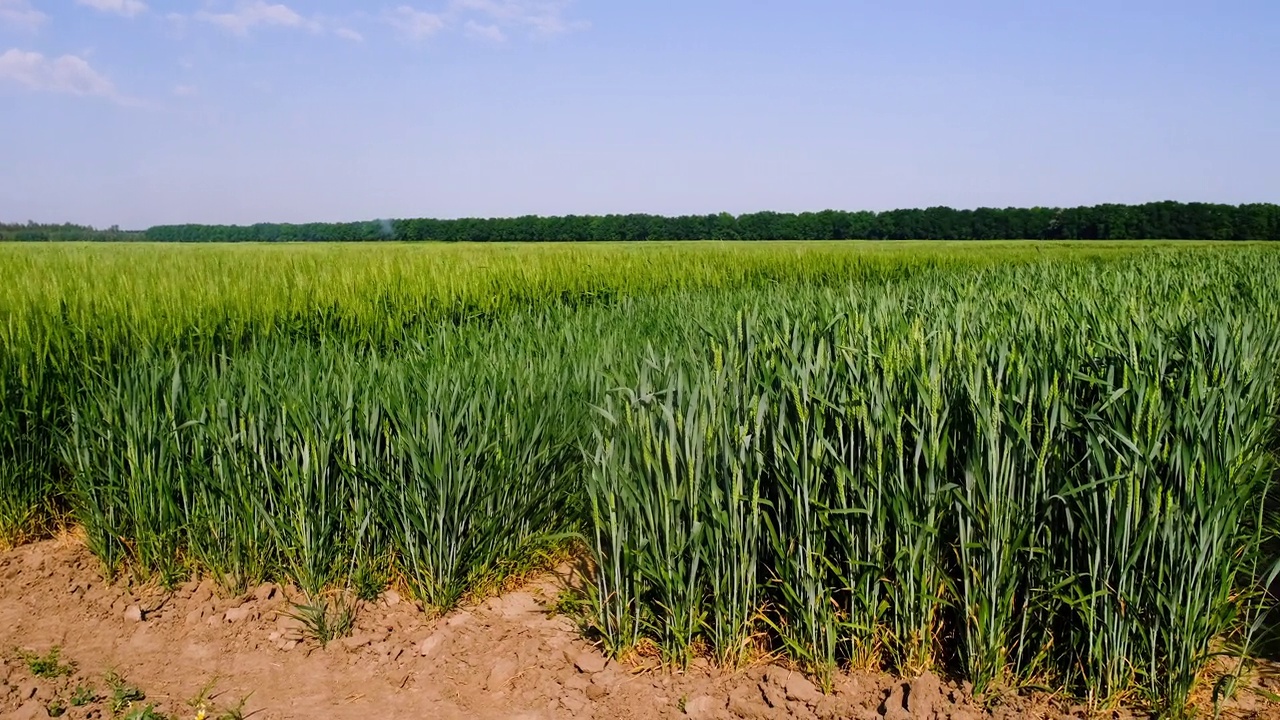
19,646 -> 75,678
70,683 -> 98,706
188,681 -> 250,720
351,563 -> 389,602
122,704 -> 169,720
549,588 -> 593,631
106,670 -> 146,715
286,595 -> 357,647
188,679 -> 218,709
45,697 -> 67,717
207,697 -> 249,720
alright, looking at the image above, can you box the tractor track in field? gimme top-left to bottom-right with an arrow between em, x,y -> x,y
1,536 -> 1275,720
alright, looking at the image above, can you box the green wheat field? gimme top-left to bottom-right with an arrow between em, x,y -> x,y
2,241 -> 1278,716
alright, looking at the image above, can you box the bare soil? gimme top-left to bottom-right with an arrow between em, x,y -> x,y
1,536 -> 1275,720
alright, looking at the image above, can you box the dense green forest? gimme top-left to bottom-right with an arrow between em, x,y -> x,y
0,222 -> 140,242
5,201 -> 1279,242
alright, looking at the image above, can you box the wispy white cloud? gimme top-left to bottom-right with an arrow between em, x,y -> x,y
0,0 -> 48,31
387,6 -> 446,40
164,11 -> 188,33
173,1 -> 584,45
76,0 -> 148,18
335,27 -> 364,42
185,2 -> 374,41
0,48 -> 124,101
194,1 -> 320,36
388,1 -> 585,43
464,20 -> 504,42
451,0 -> 587,37
173,83 -> 196,96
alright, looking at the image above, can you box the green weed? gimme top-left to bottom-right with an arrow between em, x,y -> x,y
20,646 -> 74,679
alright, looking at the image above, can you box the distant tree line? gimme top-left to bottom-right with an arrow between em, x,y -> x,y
0,222 -> 139,242
6,202 -> 1280,243
140,202 -> 1280,242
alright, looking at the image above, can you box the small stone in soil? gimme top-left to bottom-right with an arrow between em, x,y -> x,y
881,682 -> 910,720
564,674 -> 591,692
732,681 -> 768,717
813,696 -> 841,720
339,632 -> 378,650
682,695 -> 723,718
191,581 -> 215,605
573,652 -> 608,674
907,672 -> 942,716
486,658 -> 518,690
444,611 -> 472,628
11,701 -> 44,720
224,605 -> 255,623
760,680 -> 787,709
417,634 -> 444,658
785,673 -> 822,705
560,691 -> 588,713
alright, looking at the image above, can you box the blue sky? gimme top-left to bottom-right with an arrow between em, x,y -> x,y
1,1 -> 1277,228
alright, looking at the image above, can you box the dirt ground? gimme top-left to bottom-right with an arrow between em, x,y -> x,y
1,536 -> 1275,720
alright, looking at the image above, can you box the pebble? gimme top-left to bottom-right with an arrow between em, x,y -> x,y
573,651 -> 607,674
907,672 -> 942,716
340,633 -> 378,650
559,691 -> 588,713
881,683 -> 910,720
785,673 -> 822,705
445,611 -> 473,628
191,581 -> 215,605
224,605 -> 256,623
486,658 -> 518,690
683,695 -> 724,719
564,674 -> 591,692
10,701 -> 43,720
417,634 -> 444,658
